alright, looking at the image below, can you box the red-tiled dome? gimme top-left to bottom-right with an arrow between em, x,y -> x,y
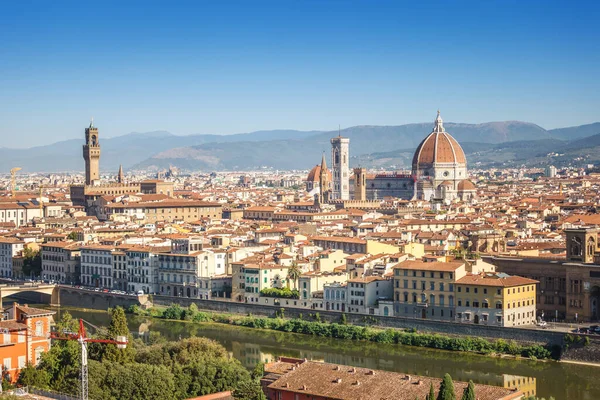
412,112 -> 466,167
306,165 -> 332,182
457,179 -> 476,191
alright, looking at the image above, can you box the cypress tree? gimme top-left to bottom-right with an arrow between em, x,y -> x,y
427,381 -> 436,400
460,380 -> 475,400
437,373 -> 456,400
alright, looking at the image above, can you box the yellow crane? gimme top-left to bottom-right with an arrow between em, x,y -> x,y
39,185 -> 45,217
10,167 -> 21,197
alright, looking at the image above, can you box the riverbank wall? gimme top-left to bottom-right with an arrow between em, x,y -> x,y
58,287 -> 565,347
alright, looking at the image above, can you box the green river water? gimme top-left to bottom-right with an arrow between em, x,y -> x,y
47,307 -> 600,400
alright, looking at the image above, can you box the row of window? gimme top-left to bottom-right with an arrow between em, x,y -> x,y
396,270 -> 454,279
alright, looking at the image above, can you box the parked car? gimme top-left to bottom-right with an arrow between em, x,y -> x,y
537,321 -> 547,328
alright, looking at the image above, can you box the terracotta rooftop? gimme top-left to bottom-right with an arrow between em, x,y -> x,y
267,360 -> 521,400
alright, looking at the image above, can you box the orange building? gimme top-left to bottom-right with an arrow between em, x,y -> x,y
0,303 -> 55,382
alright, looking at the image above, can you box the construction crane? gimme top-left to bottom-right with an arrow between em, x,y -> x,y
51,319 -> 128,400
9,167 -> 21,197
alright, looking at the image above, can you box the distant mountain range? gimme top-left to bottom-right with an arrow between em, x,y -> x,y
1,122 -> 599,173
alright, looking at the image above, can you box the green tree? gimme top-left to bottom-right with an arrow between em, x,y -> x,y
22,247 -> 42,278
88,360 -> 176,400
67,231 -> 78,241
17,363 -> 50,388
340,313 -> 347,325
104,306 -> 135,363
460,380 -> 475,400
427,381 -> 436,400
251,362 -> 265,380
234,380 -> 266,400
286,261 -> 301,290
438,374 -> 456,400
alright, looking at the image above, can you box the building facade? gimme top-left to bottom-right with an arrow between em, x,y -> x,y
330,135 -> 350,200
455,273 -> 538,327
0,304 -> 55,382
41,242 -> 81,284
0,238 -> 24,278
80,245 -> 115,288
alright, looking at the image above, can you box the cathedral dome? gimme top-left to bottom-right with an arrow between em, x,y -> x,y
412,111 -> 466,167
306,165 -> 332,182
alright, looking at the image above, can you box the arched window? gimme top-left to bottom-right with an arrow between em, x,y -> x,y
35,321 -> 43,337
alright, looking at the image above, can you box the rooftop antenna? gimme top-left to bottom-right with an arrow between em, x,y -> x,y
338,124 -> 341,137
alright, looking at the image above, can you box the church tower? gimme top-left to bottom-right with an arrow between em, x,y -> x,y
83,119 -> 101,185
318,153 -> 331,204
117,164 -> 124,184
331,132 -> 350,200
353,167 -> 367,201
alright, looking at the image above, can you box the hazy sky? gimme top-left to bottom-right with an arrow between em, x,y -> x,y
1,1 -> 599,148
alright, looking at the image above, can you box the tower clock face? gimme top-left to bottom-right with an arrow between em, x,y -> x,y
443,171 -> 449,177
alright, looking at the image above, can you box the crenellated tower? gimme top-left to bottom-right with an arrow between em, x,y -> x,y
83,119 -> 101,185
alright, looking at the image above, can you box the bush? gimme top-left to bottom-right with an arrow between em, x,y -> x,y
260,288 -> 299,299
163,304 -> 185,320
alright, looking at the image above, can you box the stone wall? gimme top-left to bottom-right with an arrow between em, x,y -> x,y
59,288 -> 142,310
151,295 -> 565,346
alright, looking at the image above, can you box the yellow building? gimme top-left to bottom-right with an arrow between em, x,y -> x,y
393,260 -> 466,321
455,273 -> 538,327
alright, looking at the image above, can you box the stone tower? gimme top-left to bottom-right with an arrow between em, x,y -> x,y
331,133 -> 350,200
83,119 -> 101,185
566,227 -> 599,263
117,164 -> 124,184
353,167 -> 367,201
318,153 -> 331,204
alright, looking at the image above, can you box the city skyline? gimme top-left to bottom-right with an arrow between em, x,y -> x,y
1,1 -> 599,147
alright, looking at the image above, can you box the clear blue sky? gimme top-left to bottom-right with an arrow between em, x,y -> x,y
1,0 -> 598,148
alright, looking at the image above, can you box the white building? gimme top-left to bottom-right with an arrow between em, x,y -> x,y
545,165 -> 557,178
80,245 -> 115,288
324,282 -> 348,312
347,276 -> 393,315
125,247 -> 159,294
0,238 -> 24,278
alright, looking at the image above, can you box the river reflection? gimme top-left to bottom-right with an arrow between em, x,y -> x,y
53,307 -> 599,400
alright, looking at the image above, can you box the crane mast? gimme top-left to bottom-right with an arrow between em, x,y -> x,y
51,318 -> 127,400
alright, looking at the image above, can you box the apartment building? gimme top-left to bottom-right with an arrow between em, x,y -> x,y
125,247 -> 160,294
40,242 -> 81,284
0,237 -> 24,278
80,245 -> 115,288
455,273 -> 538,327
158,237 -> 223,298
393,260 -> 465,320
347,276 -> 393,314
104,200 -> 222,223
0,303 -> 55,382
241,263 -> 290,303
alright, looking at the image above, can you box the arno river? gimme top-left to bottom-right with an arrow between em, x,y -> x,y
49,307 -> 598,400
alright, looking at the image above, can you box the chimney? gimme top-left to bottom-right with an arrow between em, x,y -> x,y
12,302 -> 17,320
